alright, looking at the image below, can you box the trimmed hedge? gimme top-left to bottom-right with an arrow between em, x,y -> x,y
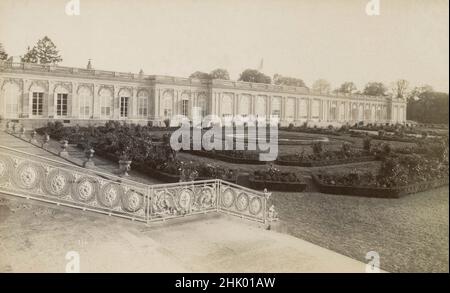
89,147 -> 237,183
276,155 -> 376,167
249,177 -> 307,192
312,174 -> 449,198
186,150 -> 268,165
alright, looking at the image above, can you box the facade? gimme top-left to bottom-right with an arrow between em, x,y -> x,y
0,60 -> 407,128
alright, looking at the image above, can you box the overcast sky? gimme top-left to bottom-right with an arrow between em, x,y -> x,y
0,0 -> 448,92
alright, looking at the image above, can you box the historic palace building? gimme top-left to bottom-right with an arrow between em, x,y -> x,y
0,60 -> 407,128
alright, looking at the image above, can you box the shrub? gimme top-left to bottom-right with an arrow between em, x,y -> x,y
363,137 -> 372,152
163,118 -> 170,128
312,141 -> 324,155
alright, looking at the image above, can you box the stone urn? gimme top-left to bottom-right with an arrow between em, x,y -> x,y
20,127 -> 27,139
30,130 -> 38,144
42,133 -> 50,148
59,140 -> 69,158
118,160 -> 132,177
83,148 -> 95,168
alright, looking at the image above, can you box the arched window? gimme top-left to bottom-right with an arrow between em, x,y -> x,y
221,93 -> 233,118
119,89 -> 131,118
298,99 -> 308,118
197,93 -> 207,117
162,91 -> 173,119
99,88 -> 113,118
30,84 -> 45,117
78,87 -> 93,118
1,82 -> 20,118
286,98 -> 295,120
255,95 -> 266,117
55,86 -> 69,117
137,91 -> 149,118
271,97 -> 281,118
239,95 -> 250,116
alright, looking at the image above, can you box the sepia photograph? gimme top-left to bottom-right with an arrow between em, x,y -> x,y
0,0 -> 448,282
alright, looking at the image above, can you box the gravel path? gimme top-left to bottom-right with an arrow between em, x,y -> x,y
269,186 -> 449,272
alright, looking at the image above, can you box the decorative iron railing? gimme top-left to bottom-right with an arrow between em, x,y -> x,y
0,144 -> 274,225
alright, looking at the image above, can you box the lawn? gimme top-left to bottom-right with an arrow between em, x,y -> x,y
269,186 -> 449,272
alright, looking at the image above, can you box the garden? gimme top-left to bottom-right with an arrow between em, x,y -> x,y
313,139 -> 449,198
35,121 -> 448,195
276,138 -> 375,167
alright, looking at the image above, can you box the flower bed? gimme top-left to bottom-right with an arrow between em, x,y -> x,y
277,141 -> 376,167
250,166 -> 306,192
312,174 -> 448,198
249,177 -> 307,192
276,155 -> 376,167
312,148 -> 449,197
186,150 -> 267,165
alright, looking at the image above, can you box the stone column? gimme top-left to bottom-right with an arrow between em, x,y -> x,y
92,84 -> 100,119
22,79 -> 29,118
71,83 -> 79,118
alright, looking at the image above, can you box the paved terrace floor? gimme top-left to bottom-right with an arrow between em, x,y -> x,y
0,194 -> 370,273
0,131 -> 371,272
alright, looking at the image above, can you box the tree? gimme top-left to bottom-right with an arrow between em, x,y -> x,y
35,36 -> 62,64
273,74 -> 306,87
408,85 -> 433,100
21,46 -> 39,63
312,79 -> 331,95
238,69 -> 271,84
210,68 -> 230,80
0,43 -> 8,60
337,82 -> 357,94
22,36 -> 62,64
407,91 -> 448,124
363,82 -> 387,96
391,79 -> 409,99
189,71 -> 210,79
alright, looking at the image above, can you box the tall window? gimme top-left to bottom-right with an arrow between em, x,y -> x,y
181,100 -> 189,116
78,88 -> 92,118
100,96 -> 112,117
32,92 -> 44,116
163,96 -> 172,118
120,97 -> 129,118
2,83 -> 19,118
272,98 -> 281,117
138,96 -> 148,117
99,89 -> 112,118
56,93 -> 68,116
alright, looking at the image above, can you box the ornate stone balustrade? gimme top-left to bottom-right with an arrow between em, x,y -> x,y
0,144 -> 273,224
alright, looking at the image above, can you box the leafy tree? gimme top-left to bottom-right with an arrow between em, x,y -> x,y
21,46 -> 39,63
312,79 -> 331,95
363,82 -> 387,96
35,36 -> 62,64
337,81 -> 357,94
273,74 -> 306,87
189,71 -> 210,79
391,79 -> 409,99
408,85 -> 433,100
210,68 -> 230,80
22,36 -> 62,64
0,43 -> 8,60
238,69 -> 271,84
407,91 -> 449,124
